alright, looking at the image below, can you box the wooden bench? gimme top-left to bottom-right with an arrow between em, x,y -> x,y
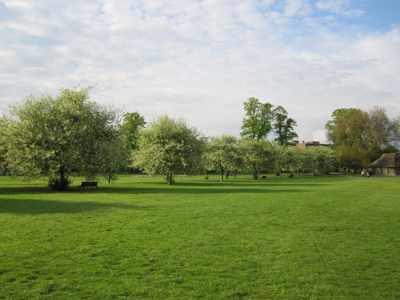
78,182 -> 98,189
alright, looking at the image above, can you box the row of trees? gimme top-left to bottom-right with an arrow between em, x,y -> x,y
132,116 -> 338,183
0,87 -> 336,189
326,107 -> 400,172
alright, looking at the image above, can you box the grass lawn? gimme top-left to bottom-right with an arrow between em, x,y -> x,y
1,174 -> 399,299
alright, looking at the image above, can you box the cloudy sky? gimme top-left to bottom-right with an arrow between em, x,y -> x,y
1,0 -> 399,142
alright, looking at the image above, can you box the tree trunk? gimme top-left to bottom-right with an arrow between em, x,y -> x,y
167,172 -> 174,185
55,166 -> 69,190
253,171 -> 258,180
220,170 -> 224,182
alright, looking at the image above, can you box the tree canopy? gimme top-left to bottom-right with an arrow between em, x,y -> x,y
273,106 -> 298,145
325,108 -> 351,131
241,98 -> 298,143
120,112 -> 146,151
132,115 -> 206,185
1,87 -> 124,189
241,97 -> 275,140
240,138 -> 275,180
204,135 -> 242,182
326,106 -> 400,170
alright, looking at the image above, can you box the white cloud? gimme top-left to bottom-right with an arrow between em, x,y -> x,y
312,129 -> 328,143
284,0 -> 304,17
0,0 -> 399,143
315,0 -> 365,18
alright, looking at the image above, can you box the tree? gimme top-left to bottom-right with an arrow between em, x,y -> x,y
273,106 -> 298,145
273,144 -> 287,179
120,112 -> 146,150
306,146 -> 339,175
0,118 -> 9,174
1,87 -> 123,190
132,115 -> 205,185
240,139 -> 275,180
392,116 -> 400,150
327,108 -> 371,171
100,136 -> 130,183
327,106 -> 400,172
325,108 -> 351,131
241,97 -> 275,140
368,106 -> 400,155
204,135 -> 242,182
281,146 -> 303,177
241,98 -> 298,143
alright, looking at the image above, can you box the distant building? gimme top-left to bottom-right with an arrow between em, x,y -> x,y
370,153 -> 400,176
290,140 -> 332,149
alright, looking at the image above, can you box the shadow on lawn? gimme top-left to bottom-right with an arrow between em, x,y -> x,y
0,198 -> 146,215
175,181 -> 328,187
0,180 -> 325,196
89,185 -> 312,195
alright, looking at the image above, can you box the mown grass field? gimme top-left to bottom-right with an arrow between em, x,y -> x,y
1,174 -> 399,299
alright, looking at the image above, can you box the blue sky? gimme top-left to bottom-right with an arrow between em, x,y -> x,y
0,0 -> 399,142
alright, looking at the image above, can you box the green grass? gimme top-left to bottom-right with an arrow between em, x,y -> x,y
1,174 -> 400,299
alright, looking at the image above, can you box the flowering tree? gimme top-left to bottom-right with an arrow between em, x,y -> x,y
1,87 -> 124,190
204,135 -> 243,182
132,115 -> 205,185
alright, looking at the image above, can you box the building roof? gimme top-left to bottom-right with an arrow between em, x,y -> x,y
370,153 -> 400,168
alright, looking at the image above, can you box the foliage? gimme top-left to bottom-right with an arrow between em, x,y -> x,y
132,115 -> 205,185
48,176 -> 72,190
0,117 -> 9,174
369,106 -> 400,154
279,145 -> 302,176
240,139 -> 276,179
327,106 -> 399,170
100,136 -> 130,183
306,146 -> 340,174
272,144 -> 338,177
204,135 -> 243,182
273,144 -> 287,178
1,87 -> 123,190
330,109 -> 371,169
120,112 -> 146,151
241,98 -> 298,143
324,108 -> 351,131
240,97 -> 275,140
273,106 -> 298,145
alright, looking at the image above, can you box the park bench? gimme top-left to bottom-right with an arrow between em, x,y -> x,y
78,182 -> 98,189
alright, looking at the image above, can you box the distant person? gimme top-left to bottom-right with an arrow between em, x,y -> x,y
361,170 -> 366,177
369,171 -> 373,178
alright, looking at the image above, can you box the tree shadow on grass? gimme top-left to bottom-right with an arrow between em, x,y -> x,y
84,185 -> 310,196
0,180 -> 321,196
0,198 -> 147,215
174,181 -> 329,188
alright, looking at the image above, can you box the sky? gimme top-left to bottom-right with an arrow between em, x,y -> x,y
1,0 -> 399,143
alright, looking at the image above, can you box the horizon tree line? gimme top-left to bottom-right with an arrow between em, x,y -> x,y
2,86 -> 396,189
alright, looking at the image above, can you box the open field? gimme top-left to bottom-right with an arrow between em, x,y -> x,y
1,174 -> 399,299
